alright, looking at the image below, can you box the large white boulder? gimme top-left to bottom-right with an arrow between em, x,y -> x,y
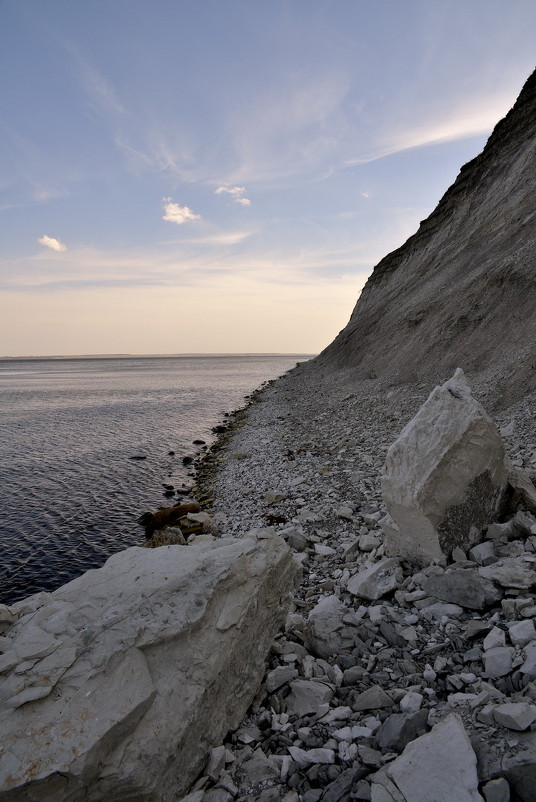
381,369 -> 508,565
0,535 -> 300,801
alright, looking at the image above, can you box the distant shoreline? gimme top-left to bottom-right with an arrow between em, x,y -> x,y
0,353 -> 316,361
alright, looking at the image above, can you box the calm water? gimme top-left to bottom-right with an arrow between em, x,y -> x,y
0,355 -> 309,604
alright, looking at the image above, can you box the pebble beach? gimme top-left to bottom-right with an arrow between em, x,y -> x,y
186,361 -> 536,801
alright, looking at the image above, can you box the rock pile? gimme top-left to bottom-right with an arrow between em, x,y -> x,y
184,365 -> 536,801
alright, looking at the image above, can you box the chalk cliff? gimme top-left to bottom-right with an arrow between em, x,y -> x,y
316,68 -> 536,405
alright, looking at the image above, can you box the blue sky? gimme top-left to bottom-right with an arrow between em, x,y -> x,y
1,0 -> 535,355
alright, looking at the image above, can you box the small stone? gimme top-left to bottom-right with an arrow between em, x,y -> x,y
314,543 -> 336,556
468,541 -> 496,565
483,647 -> 515,678
482,777 -> 510,802
287,746 -> 335,767
399,692 -> 423,713
263,491 -> 287,505
368,605 -> 384,625
336,506 -> 354,520
305,595 -> 354,659
359,534 -> 381,552
479,557 -> 536,590
508,619 -> 536,647
347,558 -> 402,601
376,710 -> 429,752
206,746 -> 227,782
493,702 -> 536,731
514,510 -> 536,535
422,602 -> 464,620
520,641 -> 536,677
421,568 -> 501,610
483,627 -> 506,650
285,679 -> 334,717
358,745 -> 382,767
466,620 -> 492,639
486,521 -> 517,540
332,726 -> 353,742
423,664 -> 437,683
266,666 -> 299,693
186,511 -> 212,524
353,685 -> 394,711
477,704 -> 497,725
452,547 -> 467,562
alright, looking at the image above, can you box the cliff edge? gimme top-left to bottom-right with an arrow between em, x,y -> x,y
315,68 -> 536,406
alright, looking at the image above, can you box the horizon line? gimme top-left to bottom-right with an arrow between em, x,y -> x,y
0,352 -> 316,360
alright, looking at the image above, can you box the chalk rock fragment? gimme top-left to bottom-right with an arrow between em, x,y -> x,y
421,567 -> 501,610
285,679 -> 334,717
483,646 -> 515,678
381,369 -> 508,565
0,536 -> 300,801
304,595 -> 355,658
493,703 -> 536,731
479,557 -> 536,590
347,558 -> 402,600
371,713 -> 484,801
509,620 -> 536,647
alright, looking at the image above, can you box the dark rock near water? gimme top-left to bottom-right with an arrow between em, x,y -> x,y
137,501 -> 201,537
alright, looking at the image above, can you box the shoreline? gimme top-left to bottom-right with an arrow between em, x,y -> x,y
182,361 -> 536,800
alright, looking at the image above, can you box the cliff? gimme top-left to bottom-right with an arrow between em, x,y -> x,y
315,68 -> 536,406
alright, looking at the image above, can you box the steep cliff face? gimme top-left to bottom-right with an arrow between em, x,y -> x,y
317,69 -> 536,403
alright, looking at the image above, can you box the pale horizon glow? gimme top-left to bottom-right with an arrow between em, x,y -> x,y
1,0 -> 535,356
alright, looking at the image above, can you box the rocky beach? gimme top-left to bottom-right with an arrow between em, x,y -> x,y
1,68 -> 536,801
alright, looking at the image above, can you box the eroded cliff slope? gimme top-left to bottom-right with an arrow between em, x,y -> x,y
316,69 -> 536,405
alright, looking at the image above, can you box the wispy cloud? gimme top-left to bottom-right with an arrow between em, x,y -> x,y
221,72 -> 350,185
72,50 -> 125,120
162,198 -> 201,225
38,235 -> 67,252
215,186 -> 252,206
345,90 -> 518,166
177,231 -> 253,246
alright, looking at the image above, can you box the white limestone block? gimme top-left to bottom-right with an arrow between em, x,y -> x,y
0,535 -> 300,801
381,369 -> 508,565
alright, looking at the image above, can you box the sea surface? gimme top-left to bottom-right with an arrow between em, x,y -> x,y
0,355 -> 310,604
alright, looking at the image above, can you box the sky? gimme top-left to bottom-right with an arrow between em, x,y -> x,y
1,1 -> 535,356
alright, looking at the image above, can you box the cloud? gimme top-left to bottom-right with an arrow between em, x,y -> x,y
38,235 -> 67,252
215,186 -> 252,206
162,197 -> 201,225
345,91 -> 518,166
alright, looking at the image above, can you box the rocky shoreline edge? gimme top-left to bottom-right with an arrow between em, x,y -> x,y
2,362 -> 536,801
178,362 -> 536,802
